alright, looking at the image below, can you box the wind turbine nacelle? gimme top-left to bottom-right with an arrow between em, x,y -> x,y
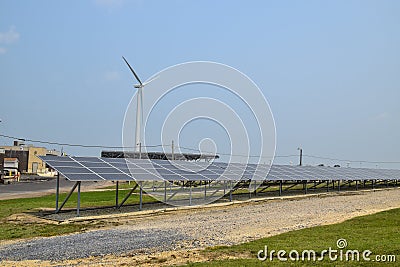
134,84 -> 142,88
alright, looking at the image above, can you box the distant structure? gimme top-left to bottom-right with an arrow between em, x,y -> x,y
0,148 -> 4,176
101,150 -> 219,162
1,141 -> 60,174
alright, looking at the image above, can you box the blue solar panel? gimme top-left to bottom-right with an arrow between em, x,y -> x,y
39,156 -> 400,182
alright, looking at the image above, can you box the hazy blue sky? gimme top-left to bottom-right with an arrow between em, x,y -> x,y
0,1 -> 399,168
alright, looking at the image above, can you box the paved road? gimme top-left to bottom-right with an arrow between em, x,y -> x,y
0,176 -> 110,200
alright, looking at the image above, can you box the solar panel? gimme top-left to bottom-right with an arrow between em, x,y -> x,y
39,156 -> 400,182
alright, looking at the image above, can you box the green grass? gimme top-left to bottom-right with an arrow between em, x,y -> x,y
182,208 -> 400,266
0,189 -> 156,241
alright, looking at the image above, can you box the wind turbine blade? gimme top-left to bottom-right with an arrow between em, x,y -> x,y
142,75 -> 159,86
122,56 -> 142,85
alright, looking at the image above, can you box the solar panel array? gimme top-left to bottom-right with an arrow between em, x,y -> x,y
39,156 -> 400,182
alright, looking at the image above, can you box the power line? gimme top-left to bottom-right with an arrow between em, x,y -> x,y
1,133 -> 399,164
178,146 -> 400,164
0,134 -> 163,149
303,154 -> 400,164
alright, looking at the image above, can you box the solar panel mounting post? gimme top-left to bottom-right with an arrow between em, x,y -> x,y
223,181 -> 226,195
115,181 -> 119,208
204,181 -> 207,200
139,181 -> 143,211
304,181 -> 308,194
229,181 -> 233,202
55,173 -> 60,212
189,182 -> 192,206
164,181 -> 167,202
77,181 -> 81,216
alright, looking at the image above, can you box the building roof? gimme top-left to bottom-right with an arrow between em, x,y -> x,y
101,151 -> 219,161
4,157 -> 19,162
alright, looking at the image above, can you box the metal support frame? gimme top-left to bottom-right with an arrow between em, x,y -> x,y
55,173 -> 60,211
56,181 -> 80,214
77,182 -> 81,216
229,181 -> 233,202
283,181 -> 300,191
204,181 -> 207,200
208,182 -> 223,198
50,173 -> 400,217
308,181 -> 323,191
223,180 -> 226,195
167,182 -> 184,201
139,182 -> 143,211
164,181 -> 167,202
189,182 -> 192,206
249,180 -> 252,199
115,181 -> 119,208
118,183 -> 138,209
256,181 -> 273,194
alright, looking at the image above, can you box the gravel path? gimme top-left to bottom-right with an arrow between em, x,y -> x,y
0,229 -> 187,261
1,188 -> 400,263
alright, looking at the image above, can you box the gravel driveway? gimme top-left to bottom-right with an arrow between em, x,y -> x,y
0,229 -> 187,261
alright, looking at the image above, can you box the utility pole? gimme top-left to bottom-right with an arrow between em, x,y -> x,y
298,147 -> 303,166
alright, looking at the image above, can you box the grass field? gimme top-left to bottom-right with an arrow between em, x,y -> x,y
181,208 -> 400,266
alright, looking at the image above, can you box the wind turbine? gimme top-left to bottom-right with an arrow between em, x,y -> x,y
122,56 -> 157,154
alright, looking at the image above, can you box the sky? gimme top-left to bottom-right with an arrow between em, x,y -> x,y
0,0 -> 399,168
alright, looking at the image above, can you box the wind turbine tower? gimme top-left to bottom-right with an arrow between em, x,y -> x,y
122,56 -> 146,153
